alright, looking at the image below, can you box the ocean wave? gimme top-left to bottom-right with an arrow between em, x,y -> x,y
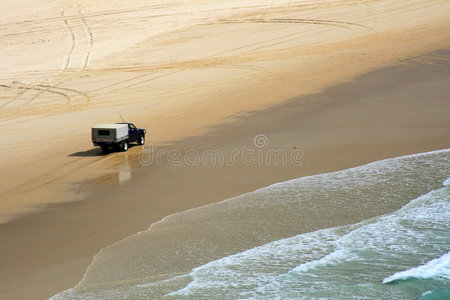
383,252 -> 450,284
170,183 -> 450,299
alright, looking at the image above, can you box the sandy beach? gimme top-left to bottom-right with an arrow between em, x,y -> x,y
1,1 -> 450,299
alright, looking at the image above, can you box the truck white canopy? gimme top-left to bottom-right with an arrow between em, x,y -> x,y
92,123 -> 127,129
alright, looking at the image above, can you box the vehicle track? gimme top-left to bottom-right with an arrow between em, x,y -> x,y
1,80 -> 93,107
62,10 -> 75,71
0,4 -> 166,32
0,83 -> 30,108
60,9 -> 95,71
0,3 -> 271,30
23,79 -> 52,106
1,9 -> 95,109
221,17 -> 375,33
0,83 -> 71,107
227,64 -> 285,82
87,70 -> 180,97
36,84 -> 92,104
79,9 -> 94,70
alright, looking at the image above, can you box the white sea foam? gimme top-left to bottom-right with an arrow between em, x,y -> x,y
443,177 -> 450,186
383,252 -> 450,283
167,227 -> 346,297
170,183 -> 450,299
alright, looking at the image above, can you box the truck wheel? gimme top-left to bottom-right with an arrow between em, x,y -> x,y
138,135 -> 145,145
122,141 -> 128,151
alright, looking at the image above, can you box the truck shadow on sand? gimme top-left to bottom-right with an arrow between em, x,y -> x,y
69,148 -> 104,157
69,144 -> 139,157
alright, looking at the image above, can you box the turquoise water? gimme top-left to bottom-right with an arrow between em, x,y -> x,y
171,180 -> 449,299
51,150 -> 449,299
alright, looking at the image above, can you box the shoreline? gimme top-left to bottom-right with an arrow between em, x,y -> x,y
53,149 -> 450,299
1,47 -> 449,299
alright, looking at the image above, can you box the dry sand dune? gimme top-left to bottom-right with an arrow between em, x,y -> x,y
0,0 -> 450,299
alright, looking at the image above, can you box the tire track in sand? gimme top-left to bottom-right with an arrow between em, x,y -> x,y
0,9 -> 76,107
36,84 -> 92,104
61,9 -> 94,71
0,81 -> 92,107
79,9 -> 94,70
221,17 -> 376,33
61,10 -> 76,71
1,79 -> 92,108
0,82 -> 31,108
0,84 -> 71,107
1,10 -> 94,109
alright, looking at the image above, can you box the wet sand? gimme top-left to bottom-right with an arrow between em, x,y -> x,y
1,1 -> 450,299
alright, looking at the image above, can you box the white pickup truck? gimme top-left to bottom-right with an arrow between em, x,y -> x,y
92,123 -> 146,153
